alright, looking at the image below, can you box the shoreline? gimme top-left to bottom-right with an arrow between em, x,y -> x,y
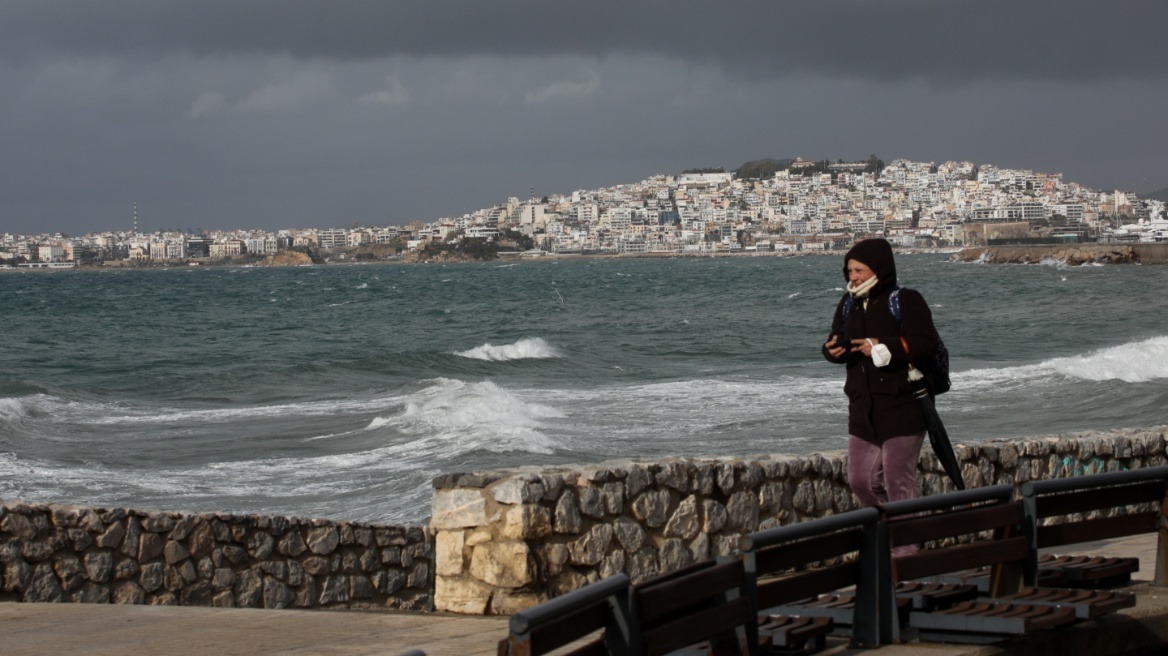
7,242 -> 1168,271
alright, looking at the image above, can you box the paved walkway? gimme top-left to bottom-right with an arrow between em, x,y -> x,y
1,534 -> 1165,655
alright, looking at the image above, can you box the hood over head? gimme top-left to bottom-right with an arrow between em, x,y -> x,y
843,238 -> 898,290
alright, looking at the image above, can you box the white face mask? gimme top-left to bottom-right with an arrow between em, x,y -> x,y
846,274 -> 878,298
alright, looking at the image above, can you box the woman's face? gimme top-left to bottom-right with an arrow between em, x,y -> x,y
847,259 -> 875,286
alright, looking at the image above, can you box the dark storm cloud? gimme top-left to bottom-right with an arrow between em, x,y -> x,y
3,0 -> 1166,83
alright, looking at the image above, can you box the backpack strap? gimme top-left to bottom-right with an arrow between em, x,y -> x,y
887,285 -> 904,326
843,285 -> 903,328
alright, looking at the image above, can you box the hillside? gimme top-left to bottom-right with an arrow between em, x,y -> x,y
1145,187 -> 1168,202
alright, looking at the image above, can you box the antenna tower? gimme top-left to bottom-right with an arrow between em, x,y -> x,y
133,201 -> 139,234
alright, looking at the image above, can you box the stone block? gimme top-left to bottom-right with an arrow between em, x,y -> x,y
434,575 -> 492,614
141,514 -> 176,533
2,513 -> 38,540
625,466 -> 652,497
578,486 -> 605,518
407,562 -> 429,589
469,541 -> 532,588
187,521 -> 215,559
569,524 -> 613,567
490,478 -> 537,505
701,499 -> 728,534
502,505 -> 552,540
164,540 -> 190,565
95,521 -> 126,549
664,494 -> 699,540
235,569 -> 263,607
139,562 -> 165,593
435,531 -> 465,577
306,527 -> 340,555
25,562 -> 64,602
630,489 -> 670,528
84,552 -> 113,583
554,491 -> 582,534
112,581 -> 146,605
265,577 -> 296,608
431,489 -> 489,530
247,531 -> 275,560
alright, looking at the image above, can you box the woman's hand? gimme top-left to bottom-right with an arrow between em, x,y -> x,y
826,335 -> 849,359
852,337 -> 879,358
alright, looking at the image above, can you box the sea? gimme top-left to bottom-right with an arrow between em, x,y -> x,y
2,254 -> 1166,525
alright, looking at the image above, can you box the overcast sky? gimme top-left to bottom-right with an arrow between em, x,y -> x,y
2,0 -> 1166,235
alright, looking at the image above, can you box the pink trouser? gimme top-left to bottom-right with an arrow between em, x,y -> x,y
848,431 -> 925,557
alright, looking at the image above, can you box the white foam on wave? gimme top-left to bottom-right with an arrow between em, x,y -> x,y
945,336 -> 1168,391
1047,337 -> 1168,383
78,394 -> 403,427
455,337 -> 562,361
386,378 -> 562,454
0,398 -> 29,419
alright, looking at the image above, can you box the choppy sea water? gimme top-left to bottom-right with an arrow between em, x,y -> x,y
1,254 -> 1166,524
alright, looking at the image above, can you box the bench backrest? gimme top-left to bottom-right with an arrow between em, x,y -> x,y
503,573 -> 633,656
1021,466 -> 1168,585
740,507 -> 881,648
878,485 -> 1025,593
631,558 -> 755,656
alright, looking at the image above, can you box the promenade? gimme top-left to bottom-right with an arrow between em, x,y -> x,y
2,534 -> 1165,656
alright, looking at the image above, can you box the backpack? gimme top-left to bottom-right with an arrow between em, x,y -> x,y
841,286 -> 951,395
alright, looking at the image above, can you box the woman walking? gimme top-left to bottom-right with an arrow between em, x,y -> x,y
822,238 -> 940,518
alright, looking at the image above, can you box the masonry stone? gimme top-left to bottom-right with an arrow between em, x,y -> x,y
664,494 -> 700,540
569,524 -> 613,567
469,541 -> 532,588
578,486 -> 605,518
553,491 -> 582,534
630,489 -> 670,528
431,489 -> 489,529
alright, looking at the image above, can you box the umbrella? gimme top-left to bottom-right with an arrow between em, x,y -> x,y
913,383 -> 965,490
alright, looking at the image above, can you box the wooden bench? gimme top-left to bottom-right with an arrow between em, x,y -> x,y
630,558 -> 758,656
875,485 -> 1112,644
499,573 -> 633,656
739,507 -> 881,652
1022,465 -> 1168,588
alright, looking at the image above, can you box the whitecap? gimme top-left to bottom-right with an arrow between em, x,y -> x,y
455,337 -> 562,361
1047,337 -> 1168,383
787,292 -> 801,299
390,378 -> 562,454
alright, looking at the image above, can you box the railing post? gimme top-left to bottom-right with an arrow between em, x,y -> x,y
1156,491 -> 1168,586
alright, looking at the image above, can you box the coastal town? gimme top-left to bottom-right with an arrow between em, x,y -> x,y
4,157 -> 1167,268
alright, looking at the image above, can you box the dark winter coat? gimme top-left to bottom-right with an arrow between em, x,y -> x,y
822,239 -> 938,444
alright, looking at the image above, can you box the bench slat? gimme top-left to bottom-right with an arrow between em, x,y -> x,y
640,595 -> 752,656
889,503 -> 1023,546
1034,481 -> 1166,517
754,529 -> 863,573
1036,511 -> 1159,548
635,560 -> 744,625
894,537 -> 1028,582
756,562 -> 857,610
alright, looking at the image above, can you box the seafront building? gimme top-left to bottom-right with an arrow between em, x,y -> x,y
3,159 -> 1165,267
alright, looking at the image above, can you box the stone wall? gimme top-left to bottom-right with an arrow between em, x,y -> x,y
5,426 -> 1166,615
0,503 -> 432,610
430,426 -> 1168,614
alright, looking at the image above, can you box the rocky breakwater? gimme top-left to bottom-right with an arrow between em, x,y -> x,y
0,504 -> 432,610
429,426 -> 1168,615
956,243 -> 1138,265
262,250 -> 314,266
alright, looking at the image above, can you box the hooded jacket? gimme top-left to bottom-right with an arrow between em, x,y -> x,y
822,238 -> 938,443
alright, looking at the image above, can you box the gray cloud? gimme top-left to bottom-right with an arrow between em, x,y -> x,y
2,1 -> 1165,83
1,1 -> 1166,236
